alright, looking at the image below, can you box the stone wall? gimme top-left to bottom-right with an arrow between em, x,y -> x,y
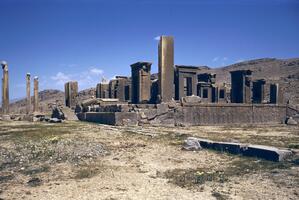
78,103 -> 287,126
177,104 -> 286,125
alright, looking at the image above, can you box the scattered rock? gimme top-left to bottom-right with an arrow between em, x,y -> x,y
182,137 -> 202,151
181,95 -> 201,104
51,106 -> 65,120
286,117 -> 298,125
49,118 -> 62,123
27,177 -> 42,187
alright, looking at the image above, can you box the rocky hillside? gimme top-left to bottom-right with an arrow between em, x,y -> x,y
9,88 -> 96,114
8,57 -> 299,114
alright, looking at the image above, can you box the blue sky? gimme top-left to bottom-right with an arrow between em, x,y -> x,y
0,0 -> 299,99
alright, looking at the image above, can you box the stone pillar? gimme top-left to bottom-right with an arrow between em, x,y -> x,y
33,76 -> 39,113
158,36 -> 174,102
96,83 -> 109,98
26,73 -> 31,114
1,61 -> 9,115
131,62 -> 152,104
230,70 -> 252,103
108,79 -> 117,99
115,76 -> 130,102
64,81 -> 78,108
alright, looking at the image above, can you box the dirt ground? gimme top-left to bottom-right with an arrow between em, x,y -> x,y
0,121 -> 298,200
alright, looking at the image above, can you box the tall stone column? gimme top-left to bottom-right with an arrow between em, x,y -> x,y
26,73 -> 31,114
1,61 -> 9,115
33,76 -> 39,113
158,36 -> 174,102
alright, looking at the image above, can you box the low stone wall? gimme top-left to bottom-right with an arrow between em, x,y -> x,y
77,112 -> 138,126
177,104 -> 286,125
78,103 -> 287,126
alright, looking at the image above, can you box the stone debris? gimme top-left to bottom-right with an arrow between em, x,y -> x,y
182,137 -> 202,151
184,137 -> 293,162
49,118 -> 62,123
181,95 -> 201,104
51,106 -> 65,120
27,177 -> 42,187
286,117 -> 298,125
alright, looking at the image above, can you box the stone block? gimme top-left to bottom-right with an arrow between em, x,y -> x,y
115,112 -> 138,126
1,115 -> 11,121
156,103 -> 169,115
190,137 -> 293,162
181,95 -> 201,104
182,137 -> 202,151
286,117 -> 298,125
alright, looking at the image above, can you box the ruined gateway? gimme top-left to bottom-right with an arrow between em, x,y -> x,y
63,36 -> 297,126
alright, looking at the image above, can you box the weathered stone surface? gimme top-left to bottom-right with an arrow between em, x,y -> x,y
65,81 -> 78,108
33,76 -> 39,112
51,106 -> 65,120
1,115 -> 11,121
188,137 -> 293,162
286,117 -> 298,125
26,73 -> 31,114
1,61 -> 9,115
182,137 -> 202,151
61,107 -> 78,121
181,95 -> 201,104
49,118 -> 62,123
158,36 -> 174,102
75,104 -> 82,113
115,112 -> 138,126
78,112 -> 137,126
131,62 -> 152,104
156,103 -> 169,115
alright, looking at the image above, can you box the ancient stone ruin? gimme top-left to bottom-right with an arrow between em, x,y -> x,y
1,61 -> 10,120
72,36 -> 297,126
0,60 -> 42,121
65,81 -> 78,109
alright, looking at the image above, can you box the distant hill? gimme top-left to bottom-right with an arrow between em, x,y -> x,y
8,57 -> 299,114
9,88 -> 96,114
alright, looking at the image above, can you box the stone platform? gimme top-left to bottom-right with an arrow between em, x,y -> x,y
77,103 -> 289,126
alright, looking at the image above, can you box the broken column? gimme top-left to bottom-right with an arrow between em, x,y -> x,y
26,73 -> 31,114
230,70 -> 252,103
131,62 -> 152,104
158,36 -> 174,102
1,61 -> 9,115
64,81 -> 78,108
33,76 -> 39,113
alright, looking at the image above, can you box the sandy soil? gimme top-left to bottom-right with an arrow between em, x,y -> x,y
0,121 -> 298,200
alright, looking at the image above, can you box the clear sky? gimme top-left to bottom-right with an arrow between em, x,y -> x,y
1,0 -> 299,99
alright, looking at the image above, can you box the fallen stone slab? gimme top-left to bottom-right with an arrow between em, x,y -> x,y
49,118 -> 62,123
184,137 -> 293,162
182,137 -> 202,151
